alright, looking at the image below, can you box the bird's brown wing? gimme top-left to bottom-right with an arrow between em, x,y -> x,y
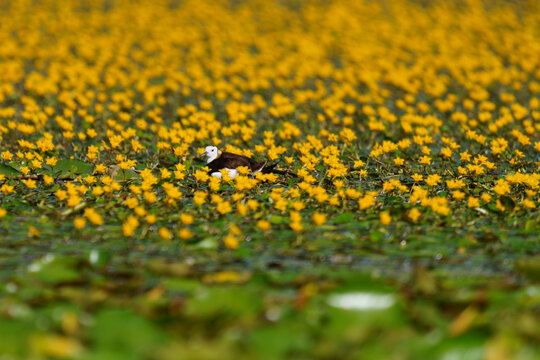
207,157 -> 233,174
220,152 -> 265,172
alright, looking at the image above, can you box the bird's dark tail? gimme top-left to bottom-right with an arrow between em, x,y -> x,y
261,163 -> 297,177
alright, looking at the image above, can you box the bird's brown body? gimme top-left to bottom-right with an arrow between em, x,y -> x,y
206,151 -> 265,175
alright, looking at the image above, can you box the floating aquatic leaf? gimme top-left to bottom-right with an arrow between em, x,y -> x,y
0,164 -> 21,177
53,159 -> 94,175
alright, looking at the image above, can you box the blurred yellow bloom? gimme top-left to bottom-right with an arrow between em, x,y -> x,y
74,217 -> 86,229
257,220 -> 271,231
24,179 -> 36,189
178,228 -> 193,240
379,212 -> 391,225
159,227 -> 172,240
425,174 -> 441,186
180,213 -> 194,225
408,208 -> 421,222
224,235 -> 239,249
84,208 -> 103,225
467,197 -> 480,208
453,191 -> 465,200
312,212 -> 326,226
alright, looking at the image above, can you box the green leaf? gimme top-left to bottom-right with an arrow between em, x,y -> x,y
27,255 -> 81,284
88,309 -> 166,360
53,159 -> 94,175
87,249 -> 112,268
525,219 -> 537,232
0,163 -> 21,177
269,215 -> 288,224
498,195 -> 515,211
370,230 -> 384,242
515,258 -> 540,281
334,212 -> 354,224
192,237 -> 218,249
248,323 -> 312,360
0,318 -> 34,357
185,286 -> 262,319
113,169 -> 140,181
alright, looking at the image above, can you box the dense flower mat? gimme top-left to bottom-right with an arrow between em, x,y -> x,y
0,0 -> 538,358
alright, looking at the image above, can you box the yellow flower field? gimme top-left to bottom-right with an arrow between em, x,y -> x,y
0,0 -> 538,358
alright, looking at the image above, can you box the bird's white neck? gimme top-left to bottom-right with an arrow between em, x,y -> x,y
206,154 -> 217,163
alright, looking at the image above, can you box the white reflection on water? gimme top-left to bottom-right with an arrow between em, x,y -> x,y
327,292 -> 395,310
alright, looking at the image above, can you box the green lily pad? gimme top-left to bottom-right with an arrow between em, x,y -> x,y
53,159 -> 94,175
334,212 -> 354,224
0,164 -> 21,177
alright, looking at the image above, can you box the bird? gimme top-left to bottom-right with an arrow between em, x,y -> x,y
202,145 -> 296,179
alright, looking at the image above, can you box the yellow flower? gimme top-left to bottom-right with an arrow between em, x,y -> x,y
460,151 -> 471,162
1,151 -> 13,161
467,197 -> 480,208
359,193 -> 376,210
209,176 -> 221,191
56,189 -> 68,201
236,166 -> 250,175
257,220 -> 271,231
194,170 -> 210,182
84,208 -> 103,225
232,193 -> 245,202
453,191 -> 465,200
224,235 -> 239,249
43,175 -> 54,185
160,168 -> 171,179
292,201 -> 305,211
74,217 -> 86,229
43,158 -> 57,169
522,199 -> 535,209
419,156 -> 431,165
493,179 -> 510,195
0,208 -> 7,218
159,227 -> 172,239
193,191 -> 207,206
441,147 -> 453,158
122,215 -> 139,236
178,228 -> 193,240
290,222 -> 303,232
94,164 -> 106,173
217,201 -> 232,214
125,197 -> 138,208
180,213 -> 194,225
429,197 -> 450,215
67,195 -> 82,208
237,203 -> 248,216
93,186 -> 104,196
354,160 -> 365,168
412,174 -> 423,182
408,208 -> 421,222
425,174 -> 441,186
247,199 -> 259,211
28,225 -> 40,237
24,179 -> 37,189
230,224 -> 242,236
312,212 -> 326,226
379,211 -> 391,225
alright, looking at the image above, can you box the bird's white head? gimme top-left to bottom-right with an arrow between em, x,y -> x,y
203,146 -> 219,163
